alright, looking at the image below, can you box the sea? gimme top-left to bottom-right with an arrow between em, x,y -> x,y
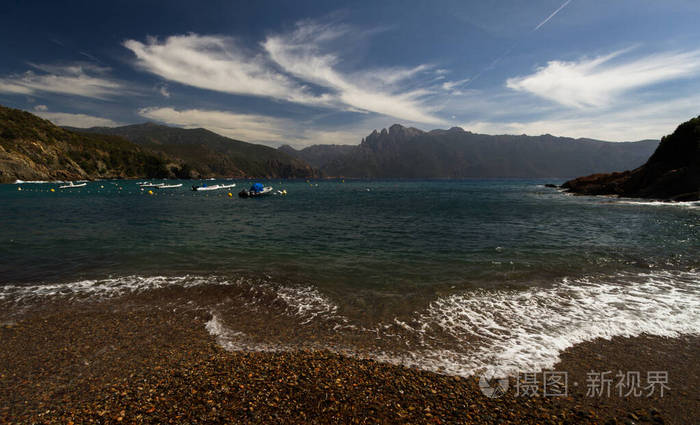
1,179 -> 699,376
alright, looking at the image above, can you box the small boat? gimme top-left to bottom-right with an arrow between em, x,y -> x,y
239,183 -> 273,198
192,183 -> 236,191
59,182 -> 87,189
139,182 -> 166,188
156,183 -> 183,189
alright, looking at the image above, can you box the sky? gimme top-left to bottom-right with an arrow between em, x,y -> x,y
1,0 -> 699,147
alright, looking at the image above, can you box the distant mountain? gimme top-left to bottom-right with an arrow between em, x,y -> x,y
278,144 -> 355,169
563,116 -> 700,201
71,123 -> 318,179
0,105 -> 179,183
280,124 -> 659,179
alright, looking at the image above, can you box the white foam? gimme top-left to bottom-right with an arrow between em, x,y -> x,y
377,270 -> 700,377
205,312 -> 283,352
0,275 -> 342,324
4,271 -> 698,379
276,286 -> 339,324
612,199 -> 700,208
0,275 -> 208,302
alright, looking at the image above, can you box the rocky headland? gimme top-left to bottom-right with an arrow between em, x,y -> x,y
562,116 -> 700,201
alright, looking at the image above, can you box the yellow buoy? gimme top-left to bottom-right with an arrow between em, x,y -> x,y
228,192 -> 233,197
148,190 -> 154,195
17,187 -> 21,191
50,188 -> 55,192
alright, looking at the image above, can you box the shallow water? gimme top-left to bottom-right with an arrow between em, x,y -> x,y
1,179 -> 699,375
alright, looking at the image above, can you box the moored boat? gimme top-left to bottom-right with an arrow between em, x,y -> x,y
192,183 -> 236,191
59,182 -> 87,189
238,183 -> 273,198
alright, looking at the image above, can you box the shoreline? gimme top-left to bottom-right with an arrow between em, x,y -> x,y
1,307 -> 696,424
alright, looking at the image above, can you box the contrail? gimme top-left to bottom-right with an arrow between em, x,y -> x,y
534,0 -> 572,31
464,0 -> 574,87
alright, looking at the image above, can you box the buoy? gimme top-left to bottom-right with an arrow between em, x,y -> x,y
148,190 -> 154,195
228,192 -> 232,197
17,187 -> 21,191
50,188 -> 55,192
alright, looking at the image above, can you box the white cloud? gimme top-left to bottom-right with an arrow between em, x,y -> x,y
157,84 -> 170,98
0,64 -> 121,99
138,106 -> 362,147
36,112 -> 123,128
507,49 -> 700,108
441,78 -> 470,91
123,24 -> 445,124
461,94 -> 700,141
123,34 -> 327,105
33,104 -> 48,112
263,22 -> 444,124
139,106 -> 291,142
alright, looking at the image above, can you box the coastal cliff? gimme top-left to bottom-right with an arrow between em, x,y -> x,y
562,116 -> 700,201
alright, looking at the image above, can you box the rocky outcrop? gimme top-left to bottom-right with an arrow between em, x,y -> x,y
562,116 -> 700,201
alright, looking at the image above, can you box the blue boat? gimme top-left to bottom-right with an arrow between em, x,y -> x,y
238,183 -> 273,198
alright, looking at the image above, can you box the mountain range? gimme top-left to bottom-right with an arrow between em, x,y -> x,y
1,104 -> 665,183
279,124 -> 659,179
69,123 -> 317,179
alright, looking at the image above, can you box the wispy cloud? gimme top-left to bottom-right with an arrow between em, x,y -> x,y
138,107 -> 361,147
461,94 -> 700,141
139,106 -> 294,143
0,63 -> 122,99
124,34 -> 327,105
156,84 -> 170,98
263,21 -> 444,123
123,23 -> 445,124
36,111 -> 123,128
507,48 -> 700,108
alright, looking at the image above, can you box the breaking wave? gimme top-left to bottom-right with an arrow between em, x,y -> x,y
2,271 -> 699,377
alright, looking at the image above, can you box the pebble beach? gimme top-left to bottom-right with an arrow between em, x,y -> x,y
2,304 -> 697,424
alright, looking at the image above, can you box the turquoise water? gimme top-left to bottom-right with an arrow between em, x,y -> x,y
1,179 -> 699,375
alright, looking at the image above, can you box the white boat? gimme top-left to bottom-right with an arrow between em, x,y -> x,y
59,182 -> 87,189
156,183 -> 183,189
139,182 -> 166,188
192,183 -> 236,191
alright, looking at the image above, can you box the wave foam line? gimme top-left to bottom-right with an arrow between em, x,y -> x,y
378,270 -> 700,377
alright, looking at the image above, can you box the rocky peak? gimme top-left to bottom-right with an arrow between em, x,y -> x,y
361,124 -> 424,151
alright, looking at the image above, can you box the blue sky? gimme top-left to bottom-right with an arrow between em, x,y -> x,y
1,0 -> 699,146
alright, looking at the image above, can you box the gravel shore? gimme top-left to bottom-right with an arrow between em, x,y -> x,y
1,307 -> 697,424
